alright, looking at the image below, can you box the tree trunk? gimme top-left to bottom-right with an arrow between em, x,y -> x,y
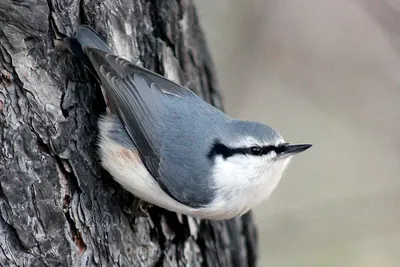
0,0 -> 258,266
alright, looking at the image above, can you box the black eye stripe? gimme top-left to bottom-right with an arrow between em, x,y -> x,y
208,142 -> 286,159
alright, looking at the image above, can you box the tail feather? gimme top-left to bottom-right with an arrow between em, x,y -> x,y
63,25 -> 112,79
74,25 -> 112,54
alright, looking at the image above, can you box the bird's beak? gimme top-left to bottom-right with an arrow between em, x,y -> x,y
277,143 -> 312,158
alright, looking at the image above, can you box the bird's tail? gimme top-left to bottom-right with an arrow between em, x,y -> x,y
63,25 -> 112,77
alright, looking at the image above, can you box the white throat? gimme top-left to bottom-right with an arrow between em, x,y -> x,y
207,154 -> 292,218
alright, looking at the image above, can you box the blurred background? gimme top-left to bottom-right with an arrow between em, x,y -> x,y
195,1 -> 400,266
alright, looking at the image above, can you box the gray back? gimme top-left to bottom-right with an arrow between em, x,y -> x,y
156,94 -> 230,207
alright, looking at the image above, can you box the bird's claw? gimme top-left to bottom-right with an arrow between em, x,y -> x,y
133,199 -> 152,218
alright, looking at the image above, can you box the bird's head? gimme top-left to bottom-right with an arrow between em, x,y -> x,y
207,120 -> 311,210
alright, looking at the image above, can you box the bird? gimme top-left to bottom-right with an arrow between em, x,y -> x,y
63,25 -> 312,220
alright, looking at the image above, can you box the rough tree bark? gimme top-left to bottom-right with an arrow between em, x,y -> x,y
0,0 -> 258,266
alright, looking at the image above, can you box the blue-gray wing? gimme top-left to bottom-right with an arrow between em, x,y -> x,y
84,47 -> 197,190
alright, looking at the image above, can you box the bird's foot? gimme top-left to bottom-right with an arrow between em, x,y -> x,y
133,199 -> 153,218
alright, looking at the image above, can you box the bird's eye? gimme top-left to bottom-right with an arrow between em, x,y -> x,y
249,146 -> 263,156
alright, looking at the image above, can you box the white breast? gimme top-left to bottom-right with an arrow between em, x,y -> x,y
207,154 -> 292,219
98,131 -> 290,220
98,135 -> 200,214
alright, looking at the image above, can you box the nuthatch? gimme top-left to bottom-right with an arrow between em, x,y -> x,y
64,25 -> 311,220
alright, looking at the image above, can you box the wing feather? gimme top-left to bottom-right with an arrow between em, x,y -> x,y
84,47 -> 198,200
